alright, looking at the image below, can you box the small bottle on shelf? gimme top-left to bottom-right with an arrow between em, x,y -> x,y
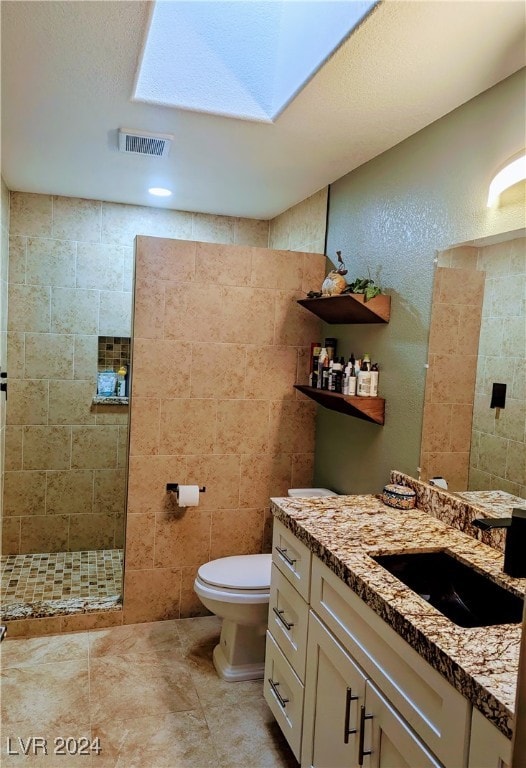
348,361 -> 357,396
357,354 -> 371,397
310,344 -> 321,387
330,359 -> 343,393
317,348 -> 327,389
116,365 -> 127,397
322,356 -> 330,390
370,363 -> 379,397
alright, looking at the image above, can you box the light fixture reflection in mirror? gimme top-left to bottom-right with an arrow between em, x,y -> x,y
487,151 -> 526,207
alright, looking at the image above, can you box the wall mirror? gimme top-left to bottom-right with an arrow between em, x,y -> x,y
420,227 -> 525,501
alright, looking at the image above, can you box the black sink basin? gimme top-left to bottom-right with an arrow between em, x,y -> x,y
372,551 -> 524,628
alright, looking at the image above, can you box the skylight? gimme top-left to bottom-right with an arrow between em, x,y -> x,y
134,0 -> 378,123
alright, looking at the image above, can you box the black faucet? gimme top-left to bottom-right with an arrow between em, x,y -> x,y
472,508 -> 526,578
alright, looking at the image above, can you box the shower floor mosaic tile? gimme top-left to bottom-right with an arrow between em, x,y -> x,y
1,550 -> 123,622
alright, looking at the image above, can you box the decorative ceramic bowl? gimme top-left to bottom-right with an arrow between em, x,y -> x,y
382,484 -> 416,510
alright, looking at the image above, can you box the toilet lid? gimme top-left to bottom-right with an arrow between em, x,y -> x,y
198,554 -> 272,590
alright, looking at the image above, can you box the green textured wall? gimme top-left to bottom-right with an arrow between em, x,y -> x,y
314,69 -> 526,494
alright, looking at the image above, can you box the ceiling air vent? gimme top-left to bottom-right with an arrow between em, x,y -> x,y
118,129 -> 173,158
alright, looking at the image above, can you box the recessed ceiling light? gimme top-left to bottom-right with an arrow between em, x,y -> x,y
149,187 -> 172,197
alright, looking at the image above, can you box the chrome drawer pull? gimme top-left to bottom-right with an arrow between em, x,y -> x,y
272,606 -> 295,631
268,678 -> 289,708
358,705 -> 373,765
275,546 -> 297,566
344,687 -> 359,743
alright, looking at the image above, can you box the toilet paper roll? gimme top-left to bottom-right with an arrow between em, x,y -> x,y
176,485 -> 200,507
430,476 -> 448,490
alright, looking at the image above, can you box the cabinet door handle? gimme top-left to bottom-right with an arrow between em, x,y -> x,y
272,606 -> 295,631
344,687 -> 359,743
268,678 -> 289,708
358,705 -> 373,765
275,546 -> 297,566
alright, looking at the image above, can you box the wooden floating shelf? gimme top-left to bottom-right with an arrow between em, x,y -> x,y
297,293 -> 391,324
295,385 -> 385,425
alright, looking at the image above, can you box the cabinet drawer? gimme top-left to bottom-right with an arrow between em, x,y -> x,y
311,556 -> 470,768
272,518 -> 312,601
268,564 -> 309,682
264,630 -> 304,762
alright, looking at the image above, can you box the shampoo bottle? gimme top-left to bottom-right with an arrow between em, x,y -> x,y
357,354 -> 371,397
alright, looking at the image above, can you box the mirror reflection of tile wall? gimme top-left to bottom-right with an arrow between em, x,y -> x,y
470,237 -> 525,497
421,236 -> 525,497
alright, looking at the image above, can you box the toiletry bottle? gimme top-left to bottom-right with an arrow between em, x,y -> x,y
370,363 -> 379,397
322,357 -> 330,390
310,343 -> 321,387
317,348 -> 327,389
343,359 -> 351,395
327,360 -> 335,390
348,361 -> 357,396
330,359 -> 342,392
324,338 -> 337,363
357,354 -> 371,396
116,365 -> 127,397
336,359 -> 345,393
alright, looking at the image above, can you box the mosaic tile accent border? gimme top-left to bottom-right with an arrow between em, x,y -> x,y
1,549 -> 123,621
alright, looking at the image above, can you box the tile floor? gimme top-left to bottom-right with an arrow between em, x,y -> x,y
0,615 -> 298,768
1,551 -> 123,622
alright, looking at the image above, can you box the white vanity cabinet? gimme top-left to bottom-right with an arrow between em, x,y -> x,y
266,518 -> 482,768
309,557 -> 470,768
302,612 -> 443,768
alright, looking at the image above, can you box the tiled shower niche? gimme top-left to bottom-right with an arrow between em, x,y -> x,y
97,335 -> 131,372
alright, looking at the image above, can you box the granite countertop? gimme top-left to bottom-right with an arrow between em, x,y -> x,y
454,490 -> 526,519
270,493 -> 524,740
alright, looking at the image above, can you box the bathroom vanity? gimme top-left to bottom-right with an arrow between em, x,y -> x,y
264,476 -> 523,767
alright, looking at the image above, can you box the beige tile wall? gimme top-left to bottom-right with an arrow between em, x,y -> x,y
3,188 -> 329,636
122,237 -> 326,624
420,258 -> 485,491
269,188 -> 328,254
3,193 -> 270,555
0,179 -> 9,525
469,237 -> 525,496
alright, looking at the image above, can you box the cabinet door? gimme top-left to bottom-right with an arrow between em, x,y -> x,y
302,612 -> 367,768
468,708 -> 511,768
362,680 -> 442,768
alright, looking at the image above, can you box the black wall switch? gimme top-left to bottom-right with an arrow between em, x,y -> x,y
490,382 -> 507,409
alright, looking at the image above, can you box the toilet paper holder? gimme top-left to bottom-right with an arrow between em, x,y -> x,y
166,483 -> 206,494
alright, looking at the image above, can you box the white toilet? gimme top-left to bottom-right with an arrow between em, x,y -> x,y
193,487 -> 337,682
194,553 -> 271,681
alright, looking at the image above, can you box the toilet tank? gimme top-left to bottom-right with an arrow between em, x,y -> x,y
287,488 -> 338,497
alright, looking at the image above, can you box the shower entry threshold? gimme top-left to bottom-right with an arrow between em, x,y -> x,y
1,549 -> 123,622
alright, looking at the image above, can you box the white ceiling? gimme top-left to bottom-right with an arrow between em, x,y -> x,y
1,0 -> 525,220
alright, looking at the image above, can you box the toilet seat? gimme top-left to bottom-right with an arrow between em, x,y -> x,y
197,554 -> 271,590
195,554 -> 271,605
